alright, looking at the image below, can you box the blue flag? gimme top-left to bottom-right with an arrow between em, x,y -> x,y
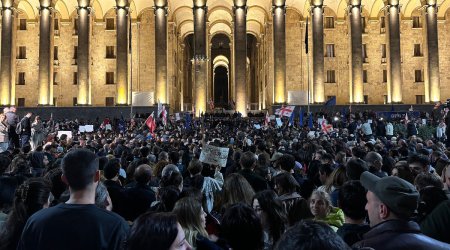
185,113 -> 191,130
299,108 -> 304,127
118,115 -> 125,133
341,107 -> 346,123
308,113 -> 313,129
324,96 -> 336,106
289,111 -> 294,126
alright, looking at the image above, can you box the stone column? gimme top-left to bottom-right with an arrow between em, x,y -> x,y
154,0 -> 168,104
77,0 -> 91,105
233,0 -> 247,116
38,0 -> 55,105
193,0 -> 207,117
272,0 -> 286,104
0,0 -> 16,105
347,0 -> 363,103
115,0 -> 130,105
421,0 -> 440,102
310,0 -> 324,103
384,0 -> 402,103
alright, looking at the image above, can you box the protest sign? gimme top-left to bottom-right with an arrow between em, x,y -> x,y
79,126 -> 86,133
57,131 -> 72,139
199,144 -> 229,168
85,125 -> 94,132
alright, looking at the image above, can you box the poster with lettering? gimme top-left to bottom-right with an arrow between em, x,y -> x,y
199,144 -> 229,168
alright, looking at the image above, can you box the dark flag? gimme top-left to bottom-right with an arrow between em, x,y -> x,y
305,17 -> 309,54
129,16 -> 132,53
299,108 -> 304,127
324,96 -> 336,106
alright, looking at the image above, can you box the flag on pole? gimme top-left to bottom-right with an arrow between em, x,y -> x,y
185,113 -> 191,129
192,104 -> 196,117
275,105 -> 295,117
145,112 -> 156,136
305,17 -> 309,54
157,99 -> 163,117
209,99 -> 215,111
289,111 -> 294,126
161,105 -> 167,126
299,108 -> 304,127
321,119 -> 333,134
324,96 -> 336,106
308,113 -> 313,129
265,111 -> 270,127
405,113 -> 409,125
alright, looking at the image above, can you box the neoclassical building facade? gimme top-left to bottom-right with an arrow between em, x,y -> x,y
1,0 -> 450,115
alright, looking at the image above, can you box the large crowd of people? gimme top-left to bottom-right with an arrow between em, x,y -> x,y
0,105 -> 450,250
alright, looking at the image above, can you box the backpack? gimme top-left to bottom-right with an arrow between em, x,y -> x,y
15,120 -> 23,135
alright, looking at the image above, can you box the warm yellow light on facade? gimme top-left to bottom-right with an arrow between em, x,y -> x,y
117,86 -> 127,104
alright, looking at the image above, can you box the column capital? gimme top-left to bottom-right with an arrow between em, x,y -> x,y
76,6 -> 92,15
310,0 -> 324,8
383,0 -> 400,8
153,5 -> 168,16
271,4 -> 286,16
421,0 -> 438,8
1,5 -> 15,14
115,0 -> 130,8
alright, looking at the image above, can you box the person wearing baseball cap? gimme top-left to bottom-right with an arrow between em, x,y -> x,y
353,171 -> 450,249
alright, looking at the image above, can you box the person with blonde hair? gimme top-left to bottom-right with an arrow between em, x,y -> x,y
309,190 -> 344,232
173,197 -> 218,249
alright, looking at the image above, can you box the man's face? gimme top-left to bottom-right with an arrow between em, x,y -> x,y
409,162 -> 426,176
366,191 -> 382,227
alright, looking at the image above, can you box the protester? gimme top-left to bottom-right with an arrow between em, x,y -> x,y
18,149 -> 129,250
353,171 -> 450,249
126,212 -> 192,250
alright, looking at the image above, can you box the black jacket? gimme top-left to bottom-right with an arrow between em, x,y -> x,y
124,183 -> 156,221
103,180 -> 128,218
238,169 -> 269,193
352,220 -> 450,250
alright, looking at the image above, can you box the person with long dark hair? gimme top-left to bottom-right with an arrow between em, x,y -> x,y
252,190 -> 287,250
0,178 -> 51,250
126,212 -> 192,250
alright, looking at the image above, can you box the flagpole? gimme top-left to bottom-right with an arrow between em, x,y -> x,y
305,17 -> 311,114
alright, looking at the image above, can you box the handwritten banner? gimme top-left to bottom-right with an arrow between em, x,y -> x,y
199,144 -> 229,168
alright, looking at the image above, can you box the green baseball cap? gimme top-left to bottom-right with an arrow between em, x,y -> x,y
360,171 -> 419,217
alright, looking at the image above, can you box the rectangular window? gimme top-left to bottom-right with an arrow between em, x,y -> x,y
17,72 -> 25,85
73,97 -> 77,106
412,16 -> 422,28
384,95 -> 388,104
361,17 -> 367,33
383,70 -> 387,82
54,19 -> 59,30
364,95 -> 369,104
326,70 -> 336,83
325,44 -> 335,57
106,97 -> 115,106
17,98 -> 25,107
73,72 -> 78,85
53,72 -> 58,85
74,18 -> 78,35
362,44 -> 367,62
414,44 -> 422,57
54,46 -> 59,60
106,72 -> 115,85
73,46 -> 78,59
380,16 -> 386,33
416,95 -> 425,104
106,46 -> 116,59
415,70 -> 423,82
363,70 -> 368,83
17,46 -> 26,59
381,44 -> 386,59
325,17 -> 334,29
106,18 -> 115,30
53,97 -> 57,106
19,19 -> 27,30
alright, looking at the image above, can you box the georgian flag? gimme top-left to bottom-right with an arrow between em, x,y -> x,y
275,105 -> 295,117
